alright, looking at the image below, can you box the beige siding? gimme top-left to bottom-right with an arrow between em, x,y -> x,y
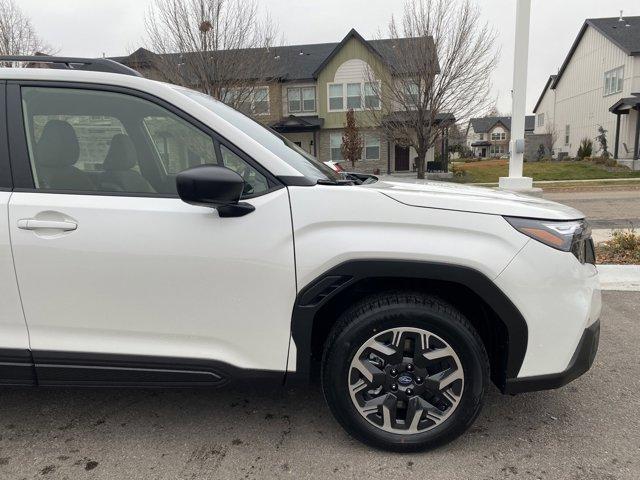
551,26 -> 637,158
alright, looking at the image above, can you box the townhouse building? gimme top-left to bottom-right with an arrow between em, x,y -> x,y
115,29 -> 454,174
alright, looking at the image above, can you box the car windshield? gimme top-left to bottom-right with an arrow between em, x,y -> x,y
174,87 -> 340,183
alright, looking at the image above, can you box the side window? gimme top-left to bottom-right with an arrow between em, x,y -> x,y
143,116 -> 216,174
219,145 -> 269,196
19,87 -> 270,198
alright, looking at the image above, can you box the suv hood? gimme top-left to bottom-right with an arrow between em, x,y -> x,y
367,180 -> 583,220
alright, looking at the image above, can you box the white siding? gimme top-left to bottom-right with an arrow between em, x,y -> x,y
550,26 -> 637,158
334,58 -> 371,83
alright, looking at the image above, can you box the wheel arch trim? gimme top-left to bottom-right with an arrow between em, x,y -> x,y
289,259 -> 528,384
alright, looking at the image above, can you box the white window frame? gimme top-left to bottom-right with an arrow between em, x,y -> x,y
491,132 -> 506,141
604,66 -> 624,96
328,84 -> 344,111
364,133 -> 380,160
330,132 -> 343,160
287,86 -> 316,113
537,113 -> 545,127
565,124 -> 570,146
327,81 -> 381,112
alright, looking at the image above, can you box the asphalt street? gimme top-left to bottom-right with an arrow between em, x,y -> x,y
543,189 -> 640,229
0,291 -> 637,479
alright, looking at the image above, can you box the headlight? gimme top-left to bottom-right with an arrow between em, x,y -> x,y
504,217 -> 591,253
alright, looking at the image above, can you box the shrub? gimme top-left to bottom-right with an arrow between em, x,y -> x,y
577,138 -> 593,159
596,228 -> 640,264
605,158 -> 618,168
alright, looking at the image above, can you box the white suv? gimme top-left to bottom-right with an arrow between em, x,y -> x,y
0,58 -> 601,452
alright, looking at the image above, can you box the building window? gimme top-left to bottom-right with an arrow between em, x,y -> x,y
364,134 -> 380,160
364,82 -> 380,109
253,87 -> 269,115
604,67 -> 624,96
491,132 -> 506,141
287,88 -> 301,112
346,83 -> 362,109
330,132 -> 343,160
328,82 -> 381,111
537,113 -> 545,127
221,87 -> 270,115
489,145 -> 505,155
478,134 -> 484,140
405,81 -> 420,106
302,87 -> 316,111
287,86 -> 316,113
565,124 -> 570,145
329,84 -> 344,111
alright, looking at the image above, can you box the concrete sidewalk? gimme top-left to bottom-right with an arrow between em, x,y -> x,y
598,265 -> 640,291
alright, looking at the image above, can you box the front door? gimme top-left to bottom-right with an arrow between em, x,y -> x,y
7,83 -> 296,385
395,145 -> 410,171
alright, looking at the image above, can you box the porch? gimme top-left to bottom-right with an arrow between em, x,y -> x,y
271,115 -> 324,156
610,94 -> 640,169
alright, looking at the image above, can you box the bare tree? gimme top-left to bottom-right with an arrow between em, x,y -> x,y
366,0 -> 498,178
145,0 -> 279,111
543,122 -> 558,156
0,0 -> 51,57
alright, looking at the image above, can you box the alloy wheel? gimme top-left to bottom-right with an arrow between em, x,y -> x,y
348,327 -> 464,434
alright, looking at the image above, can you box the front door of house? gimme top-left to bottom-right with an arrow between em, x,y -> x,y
395,145 -> 410,171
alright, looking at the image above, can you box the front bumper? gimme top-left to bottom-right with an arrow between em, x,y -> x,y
504,319 -> 600,394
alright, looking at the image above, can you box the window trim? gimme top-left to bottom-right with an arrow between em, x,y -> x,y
329,132 -> 343,161
221,86 -> 271,116
328,81 -> 381,112
0,81 -> 12,190
363,133 -> 380,160
565,124 -> 570,146
287,86 -> 316,114
603,66 -> 624,97
537,113 -> 545,128
6,80 -> 282,198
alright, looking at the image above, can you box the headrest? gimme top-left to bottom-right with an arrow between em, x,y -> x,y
35,120 -> 80,167
103,134 -> 138,171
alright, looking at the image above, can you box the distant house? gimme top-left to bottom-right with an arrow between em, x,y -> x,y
465,116 -> 535,158
533,15 -> 640,168
114,29 -> 455,174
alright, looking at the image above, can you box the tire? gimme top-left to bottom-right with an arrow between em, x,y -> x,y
321,292 -> 489,452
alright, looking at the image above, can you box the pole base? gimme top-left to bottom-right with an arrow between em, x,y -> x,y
498,176 -> 543,196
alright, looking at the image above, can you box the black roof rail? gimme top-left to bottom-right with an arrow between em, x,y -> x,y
0,55 -> 142,77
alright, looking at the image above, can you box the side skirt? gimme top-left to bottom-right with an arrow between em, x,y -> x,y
0,350 -> 285,388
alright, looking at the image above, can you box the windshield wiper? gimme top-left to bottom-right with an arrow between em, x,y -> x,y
317,178 -> 355,186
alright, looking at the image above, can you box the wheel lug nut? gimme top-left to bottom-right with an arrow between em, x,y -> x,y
406,364 -> 414,372
390,384 -> 398,391
406,388 -> 414,396
390,369 -> 398,377
415,376 -> 423,384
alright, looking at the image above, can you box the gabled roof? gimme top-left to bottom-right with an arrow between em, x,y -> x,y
114,29 -> 430,83
552,16 -> 640,90
468,116 -> 535,134
532,75 -> 557,114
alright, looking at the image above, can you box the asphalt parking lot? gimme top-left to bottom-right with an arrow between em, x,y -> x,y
0,291 -> 637,480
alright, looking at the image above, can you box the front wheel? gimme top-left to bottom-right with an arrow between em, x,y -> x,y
322,292 -> 489,452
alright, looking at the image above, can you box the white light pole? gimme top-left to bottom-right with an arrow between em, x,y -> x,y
499,0 -> 537,192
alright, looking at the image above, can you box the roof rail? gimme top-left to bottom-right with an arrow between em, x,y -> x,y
0,55 -> 142,77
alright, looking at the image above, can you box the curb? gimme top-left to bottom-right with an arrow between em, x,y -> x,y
597,265 -> 640,291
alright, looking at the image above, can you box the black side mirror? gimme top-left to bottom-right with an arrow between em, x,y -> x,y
176,165 -> 255,217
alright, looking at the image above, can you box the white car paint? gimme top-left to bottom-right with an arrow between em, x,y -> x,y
8,190 -> 296,370
0,191 -> 30,351
0,67 -> 601,383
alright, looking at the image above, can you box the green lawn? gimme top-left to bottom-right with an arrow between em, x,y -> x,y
452,159 -> 640,184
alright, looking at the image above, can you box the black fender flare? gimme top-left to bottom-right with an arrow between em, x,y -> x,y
289,259 -> 527,383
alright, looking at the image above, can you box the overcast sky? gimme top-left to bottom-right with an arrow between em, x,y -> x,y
18,0 -> 640,114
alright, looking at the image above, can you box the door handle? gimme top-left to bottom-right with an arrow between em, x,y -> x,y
17,219 -> 78,231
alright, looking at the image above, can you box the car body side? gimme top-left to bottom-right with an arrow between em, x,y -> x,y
0,69 -> 601,393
